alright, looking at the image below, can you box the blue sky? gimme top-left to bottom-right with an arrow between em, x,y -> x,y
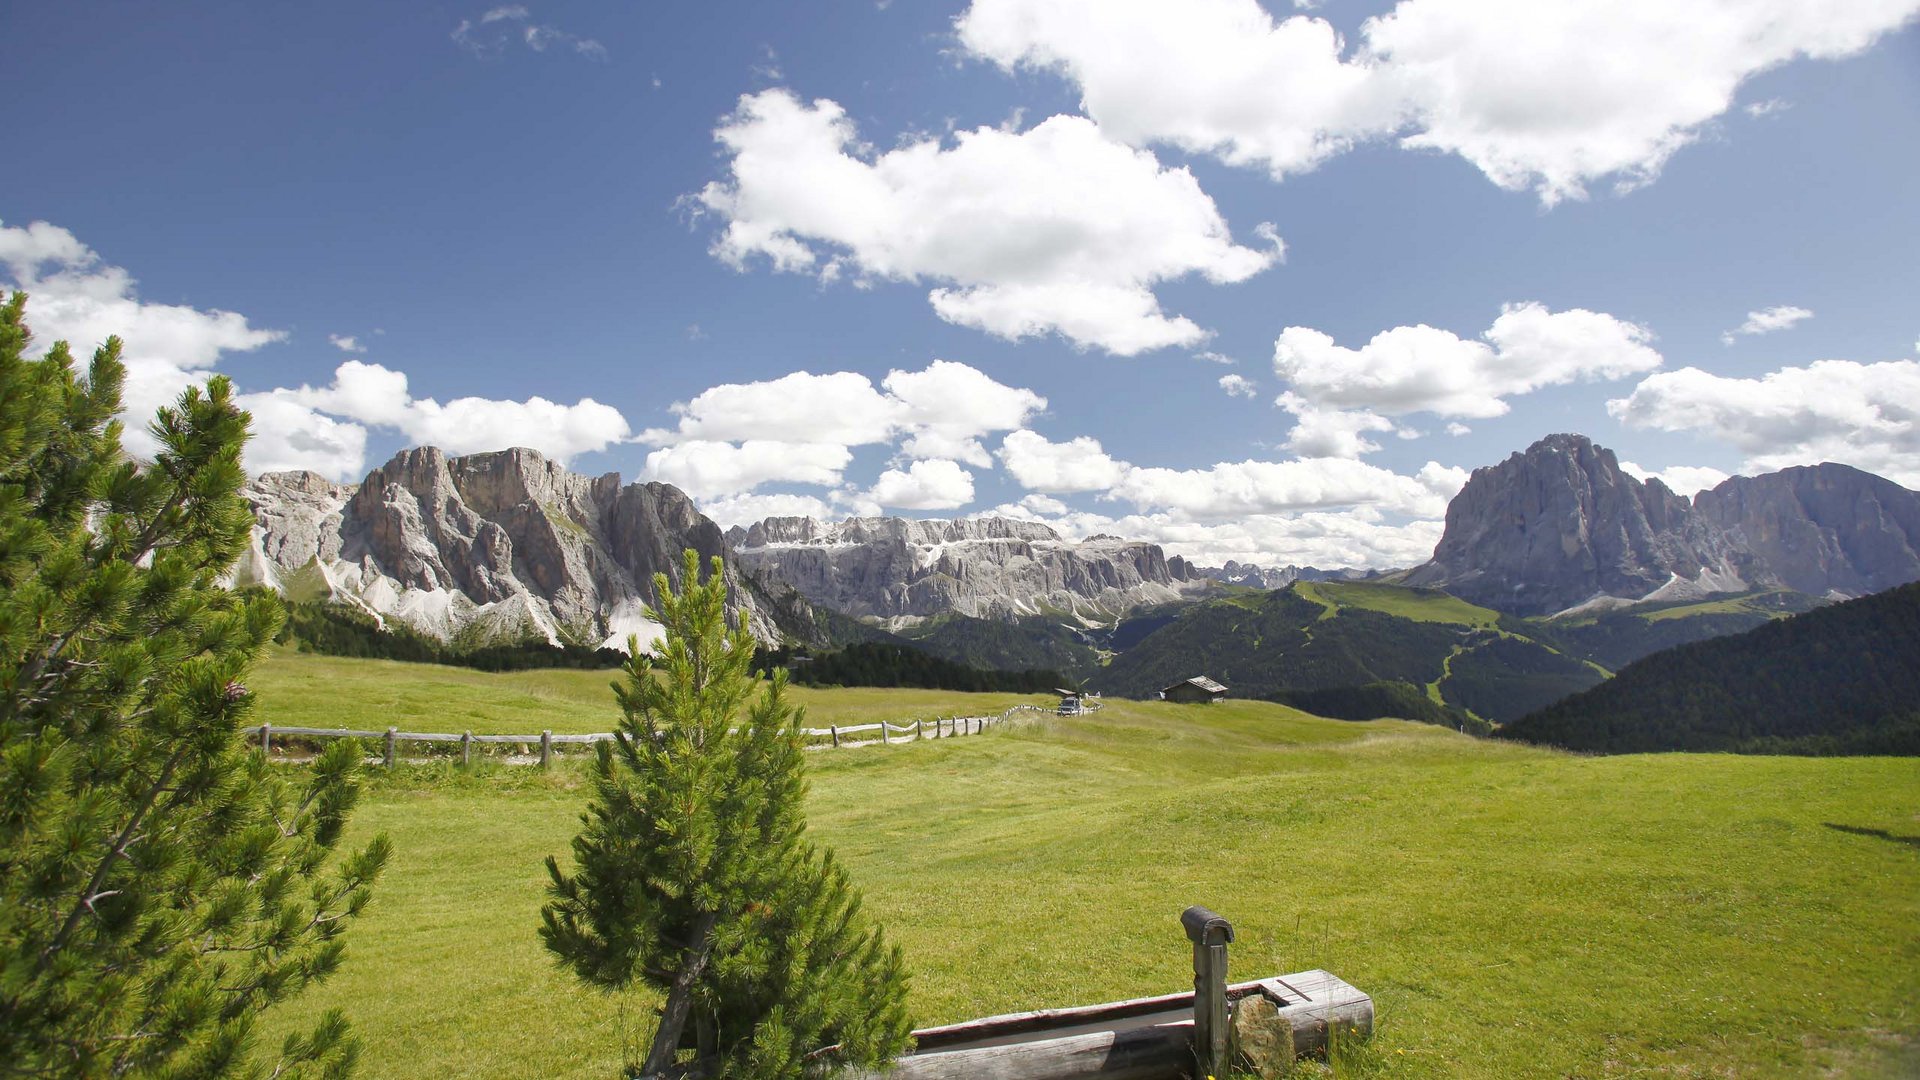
5,0 -> 1918,568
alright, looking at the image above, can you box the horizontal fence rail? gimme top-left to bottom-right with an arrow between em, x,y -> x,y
245,698 -> 1101,768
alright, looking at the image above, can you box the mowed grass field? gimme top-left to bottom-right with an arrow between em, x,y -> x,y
252,651 -> 1920,1078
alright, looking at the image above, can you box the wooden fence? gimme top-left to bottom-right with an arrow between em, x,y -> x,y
244,698 -> 1098,767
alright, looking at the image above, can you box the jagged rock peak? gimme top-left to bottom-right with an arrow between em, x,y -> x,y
1403,433 -> 1712,616
741,515 -> 1064,548
1691,462 -> 1920,597
1405,434 -> 1920,616
732,513 -> 1209,624
239,446 -> 785,648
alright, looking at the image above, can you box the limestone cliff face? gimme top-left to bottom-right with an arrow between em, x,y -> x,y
1405,434 -> 1920,616
1690,464 -> 1920,597
731,515 -> 1210,625
1405,434 -> 1710,614
238,447 -> 778,648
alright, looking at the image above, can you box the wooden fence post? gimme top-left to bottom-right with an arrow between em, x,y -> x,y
1181,906 -> 1234,1080
384,727 -> 397,768
259,723 -> 271,756
916,718 -> 924,740
880,722 -> 890,745
540,730 -> 552,768
461,730 -> 472,767
830,725 -> 839,748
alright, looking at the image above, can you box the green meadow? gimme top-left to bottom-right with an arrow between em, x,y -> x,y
253,651 -> 1920,1078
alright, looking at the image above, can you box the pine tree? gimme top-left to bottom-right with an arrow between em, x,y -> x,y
541,550 -> 911,1079
0,292 -> 390,1078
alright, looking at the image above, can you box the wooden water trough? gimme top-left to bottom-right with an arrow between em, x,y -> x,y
840,907 -> 1372,1080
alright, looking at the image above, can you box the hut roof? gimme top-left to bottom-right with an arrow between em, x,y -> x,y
1164,675 -> 1228,695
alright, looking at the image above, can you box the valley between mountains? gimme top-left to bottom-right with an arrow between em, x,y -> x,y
241,431 -> 1920,746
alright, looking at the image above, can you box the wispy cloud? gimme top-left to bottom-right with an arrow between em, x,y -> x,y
328,333 -> 366,354
1744,98 -> 1790,119
1721,304 -> 1812,345
452,6 -> 605,61
1218,373 -> 1258,398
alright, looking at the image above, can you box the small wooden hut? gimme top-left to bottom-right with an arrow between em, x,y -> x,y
1161,675 -> 1227,705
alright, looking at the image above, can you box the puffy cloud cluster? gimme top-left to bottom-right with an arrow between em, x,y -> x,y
2,220 -> 632,480
1609,357 -> 1920,486
1,219 -> 287,460
1269,302 -> 1661,456
1721,304 -> 1813,345
643,440 -> 850,500
1218,374 -> 1258,399
1275,392 -> 1399,458
1275,302 -> 1662,419
983,500 -> 1450,570
1111,457 -> 1465,521
692,89 -> 1279,355
255,360 -> 630,478
958,0 -> 1920,204
997,429 -> 1128,493
868,459 -> 977,510
984,427 -> 1467,568
641,361 -> 1044,496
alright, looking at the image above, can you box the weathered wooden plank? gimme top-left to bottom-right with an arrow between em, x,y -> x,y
1258,971 -> 1373,1055
844,1020 -> 1191,1080
880,970 -> 1369,1074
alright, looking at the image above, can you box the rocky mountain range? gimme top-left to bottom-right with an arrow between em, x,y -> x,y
1404,434 -> 1920,616
239,435 -> 1920,651
1191,561 -> 1387,590
728,515 -> 1210,627
236,447 -> 782,649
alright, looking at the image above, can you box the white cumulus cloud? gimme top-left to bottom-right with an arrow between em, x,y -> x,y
694,491 -> 839,530
883,360 -> 1047,466
1,218 -> 288,461
1608,358 -> 1920,486
1273,302 -> 1662,421
1274,392 -> 1399,458
273,359 -> 630,468
1111,455 -> 1465,521
642,440 -> 853,499
641,361 -> 1043,470
868,458 -> 976,510
997,430 -> 1129,493
1219,373 -> 1259,399
692,89 -> 1279,355
958,0 -> 1920,205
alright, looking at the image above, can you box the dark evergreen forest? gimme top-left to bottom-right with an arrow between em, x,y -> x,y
1499,583 -> 1920,755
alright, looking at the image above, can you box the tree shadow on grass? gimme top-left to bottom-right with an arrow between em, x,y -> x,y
1824,822 -> 1920,853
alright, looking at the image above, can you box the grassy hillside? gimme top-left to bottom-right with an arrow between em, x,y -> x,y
1503,583 -> 1920,754
1295,580 -> 1502,628
900,612 -> 1104,679
1534,589 -> 1823,670
249,648 -> 1044,735
1090,584 -> 1601,725
253,658 -> 1920,1079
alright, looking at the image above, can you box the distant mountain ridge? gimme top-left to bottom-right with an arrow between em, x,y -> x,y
1191,561 -> 1389,589
729,514 -> 1210,626
1406,434 -> 1920,616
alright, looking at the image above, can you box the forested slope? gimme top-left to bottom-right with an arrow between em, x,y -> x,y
1499,583 -> 1920,755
